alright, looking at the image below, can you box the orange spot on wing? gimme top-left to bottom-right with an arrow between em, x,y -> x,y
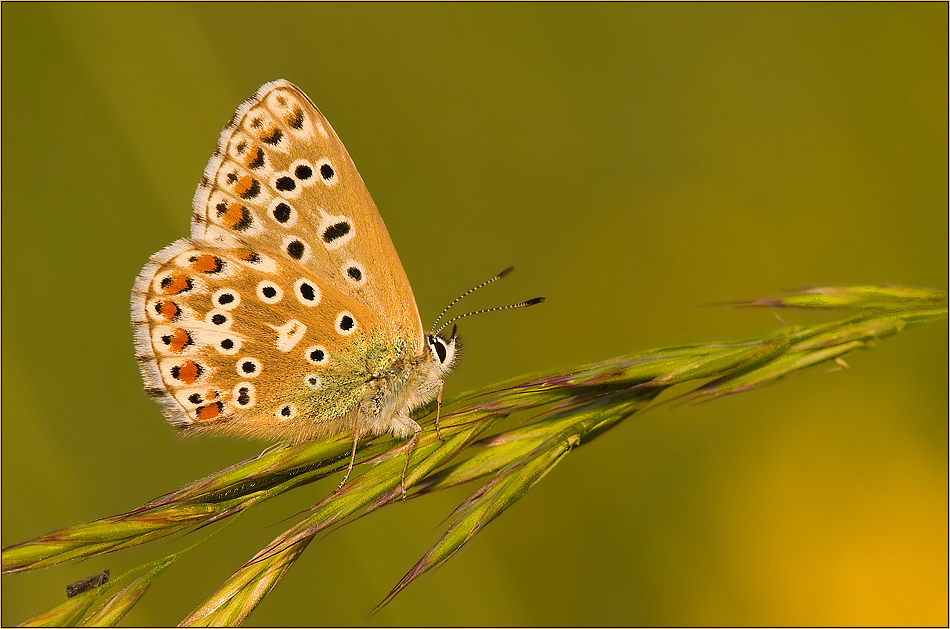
258,126 -> 280,142
190,254 -> 221,273
156,301 -> 180,321
161,274 -> 192,295
167,329 -> 191,353
196,402 -> 223,421
243,145 -> 263,168
286,107 -> 304,129
232,176 -> 255,196
220,202 -> 245,228
177,361 -> 200,384
235,248 -> 259,262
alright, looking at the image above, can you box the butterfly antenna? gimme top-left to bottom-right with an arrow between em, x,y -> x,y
429,267 -> 516,333
435,297 -> 545,336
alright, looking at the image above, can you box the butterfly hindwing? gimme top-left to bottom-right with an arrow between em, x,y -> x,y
133,238 -> 395,440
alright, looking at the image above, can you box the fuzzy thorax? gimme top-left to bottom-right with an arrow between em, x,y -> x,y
357,332 -> 458,439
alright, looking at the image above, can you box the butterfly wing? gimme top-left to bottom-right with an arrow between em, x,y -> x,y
131,80 -> 425,440
193,80 -> 423,343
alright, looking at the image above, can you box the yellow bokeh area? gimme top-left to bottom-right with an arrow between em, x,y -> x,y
2,3 -> 946,626
713,386 -> 946,626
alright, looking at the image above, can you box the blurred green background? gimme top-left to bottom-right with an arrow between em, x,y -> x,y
2,3 -> 946,626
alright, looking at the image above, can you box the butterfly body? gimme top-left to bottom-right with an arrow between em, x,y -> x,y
131,80 -> 457,446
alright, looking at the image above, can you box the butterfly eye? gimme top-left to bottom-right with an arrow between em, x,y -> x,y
429,337 -> 447,364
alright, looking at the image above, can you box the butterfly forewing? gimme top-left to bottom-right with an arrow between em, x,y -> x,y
192,80 -> 423,346
132,80 -> 426,440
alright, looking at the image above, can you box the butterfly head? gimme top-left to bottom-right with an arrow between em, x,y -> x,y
426,324 -> 459,376
424,267 -> 544,379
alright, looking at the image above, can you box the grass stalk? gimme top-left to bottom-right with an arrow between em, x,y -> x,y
4,284 -> 945,626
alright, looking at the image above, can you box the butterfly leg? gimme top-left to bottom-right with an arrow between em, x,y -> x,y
434,379 -> 446,441
335,430 -> 361,493
392,415 -> 422,501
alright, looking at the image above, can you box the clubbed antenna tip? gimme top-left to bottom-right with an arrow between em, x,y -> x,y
435,296 -> 547,336
430,266 -> 519,333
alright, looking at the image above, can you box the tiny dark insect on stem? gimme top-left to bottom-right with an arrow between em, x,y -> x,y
65,569 -> 110,597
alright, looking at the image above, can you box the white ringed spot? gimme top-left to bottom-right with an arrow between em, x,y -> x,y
305,374 -> 322,390
304,345 -> 328,365
271,171 -> 302,199
281,235 -> 310,263
335,311 -> 357,336
212,288 -> 241,310
268,198 -> 297,227
233,383 -> 256,409
256,280 -> 283,304
342,260 -> 366,287
314,158 -> 338,185
317,215 -> 353,250
289,159 -> 316,186
205,309 -> 232,329
294,278 -> 321,306
236,357 -> 261,378
215,335 -> 241,355
276,403 -> 297,420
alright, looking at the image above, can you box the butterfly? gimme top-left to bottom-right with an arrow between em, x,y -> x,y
131,80 -> 541,488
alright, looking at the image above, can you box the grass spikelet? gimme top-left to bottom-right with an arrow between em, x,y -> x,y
3,284 -> 945,626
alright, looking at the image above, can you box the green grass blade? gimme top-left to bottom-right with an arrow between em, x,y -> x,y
18,591 -> 99,627
3,284 -> 944,626
728,284 -> 948,310
79,559 -> 175,627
